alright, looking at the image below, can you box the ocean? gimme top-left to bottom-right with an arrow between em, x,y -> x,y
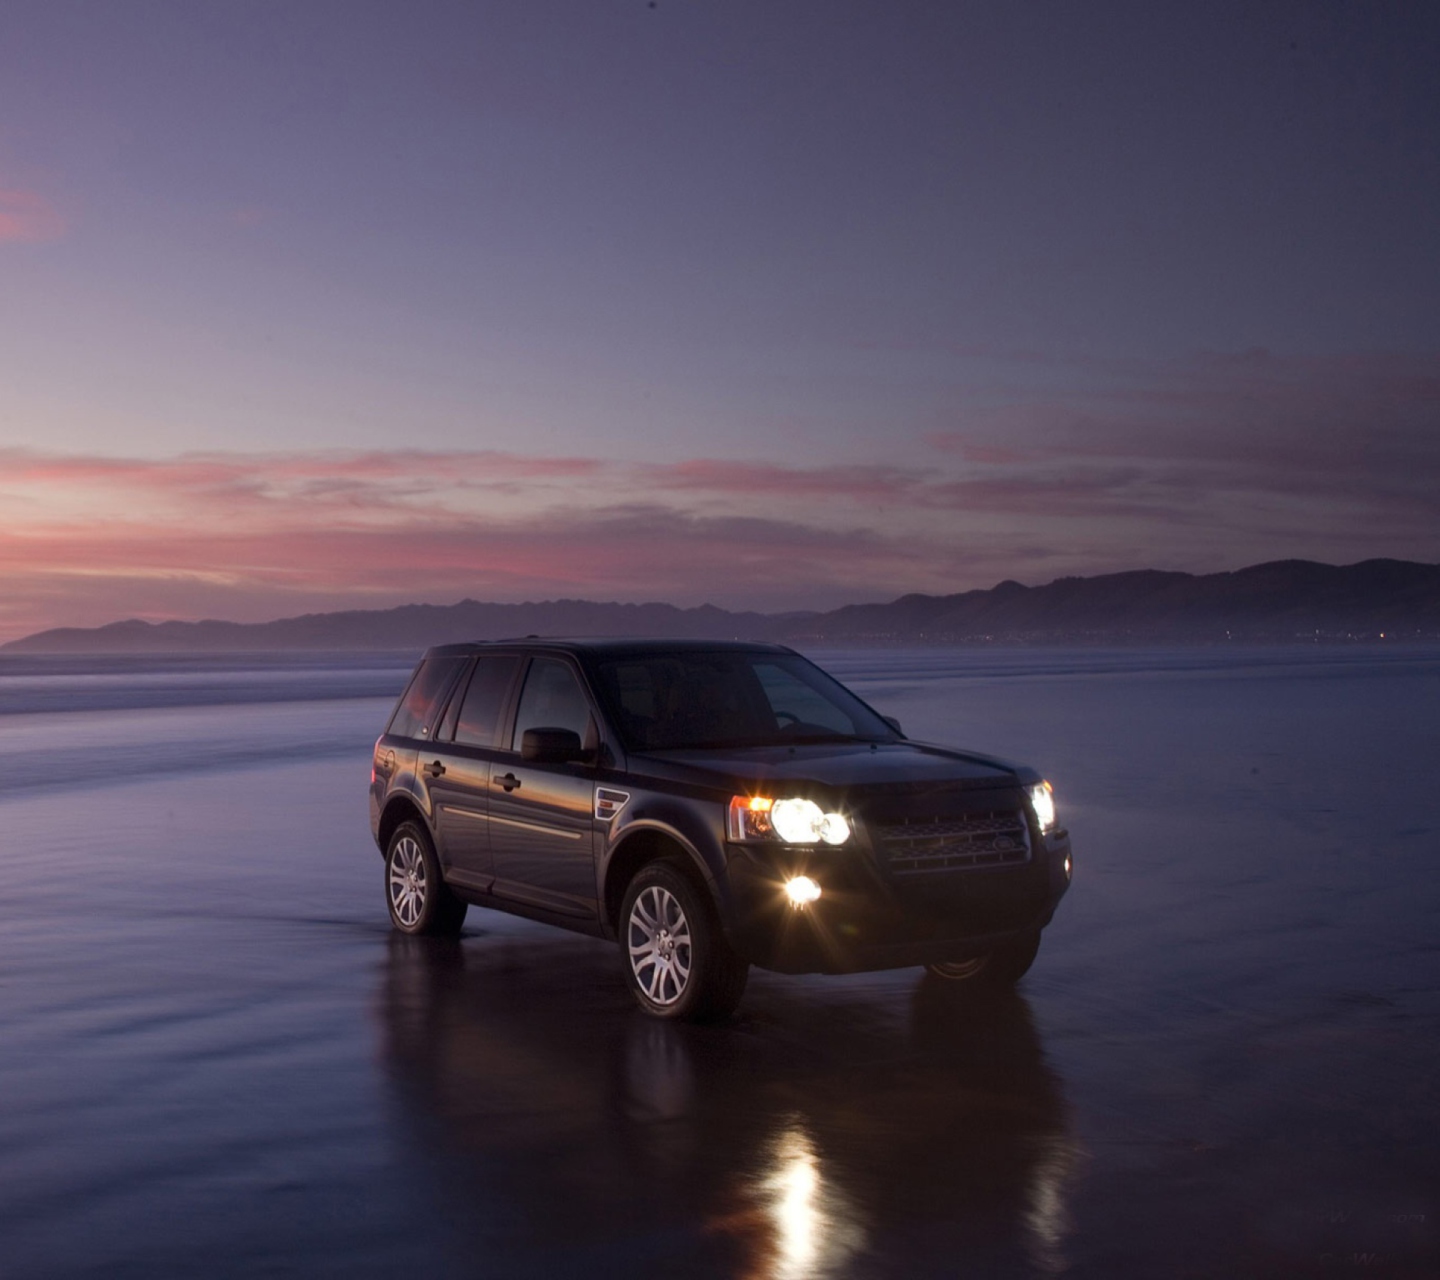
1,645 -> 1437,1277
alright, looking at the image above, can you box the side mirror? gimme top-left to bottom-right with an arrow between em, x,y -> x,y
521,727 -> 585,763
881,716 -> 904,737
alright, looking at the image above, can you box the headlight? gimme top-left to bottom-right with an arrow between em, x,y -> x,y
1028,781 -> 1057,834
728,795 -> 850,845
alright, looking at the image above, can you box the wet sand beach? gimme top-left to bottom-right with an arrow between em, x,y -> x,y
0,648 -> 1437,1277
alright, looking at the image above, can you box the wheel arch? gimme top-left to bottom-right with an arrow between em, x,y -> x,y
601,821 -> 717,935
377,793 -> 429,858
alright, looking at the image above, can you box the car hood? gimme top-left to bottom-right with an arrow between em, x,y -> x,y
626,739 -> 1029,795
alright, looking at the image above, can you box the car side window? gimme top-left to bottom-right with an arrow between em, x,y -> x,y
387,656 -> 467,740
450,656 -> 521,747
511,658 -> 592,749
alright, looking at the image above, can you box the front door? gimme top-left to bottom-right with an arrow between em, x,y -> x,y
488,656 -> 599,919
421,654 -> 522,892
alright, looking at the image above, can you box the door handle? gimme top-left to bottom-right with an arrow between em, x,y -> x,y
424,760 -> 446,778
494,772 -> 522,792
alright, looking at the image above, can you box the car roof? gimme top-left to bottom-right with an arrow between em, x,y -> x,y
420,637 -> 796,660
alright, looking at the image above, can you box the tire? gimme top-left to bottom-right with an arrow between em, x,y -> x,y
620,860 -> 748,1021
385,820 -> 468,937
925,931 -> 1041,986
925,956 -> 990,982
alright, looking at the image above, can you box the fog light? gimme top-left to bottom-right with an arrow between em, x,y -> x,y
785,875 -> 822,906
1064,854 -> 1072,878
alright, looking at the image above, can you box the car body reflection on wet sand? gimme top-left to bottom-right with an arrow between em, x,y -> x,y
379,926 -> 1077,1276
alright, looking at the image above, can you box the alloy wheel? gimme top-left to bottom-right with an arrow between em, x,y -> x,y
627,885 -> 693,1006
388,836 -> 427,929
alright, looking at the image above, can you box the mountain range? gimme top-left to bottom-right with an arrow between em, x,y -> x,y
5,558 -> 1438,653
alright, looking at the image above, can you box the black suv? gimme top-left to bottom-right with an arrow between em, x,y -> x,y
370,640 -> 1072,1019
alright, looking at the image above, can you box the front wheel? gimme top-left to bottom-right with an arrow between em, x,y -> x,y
925,931 -> 1041,986
620,861 -> 748,1021
385,821 -> 467,937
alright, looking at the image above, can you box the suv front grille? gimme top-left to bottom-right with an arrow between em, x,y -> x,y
874,810 -> 1031,874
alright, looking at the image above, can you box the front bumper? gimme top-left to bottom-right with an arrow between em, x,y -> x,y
722,831 -> 1072,975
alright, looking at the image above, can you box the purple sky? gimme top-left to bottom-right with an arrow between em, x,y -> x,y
1,1 -> 1437,638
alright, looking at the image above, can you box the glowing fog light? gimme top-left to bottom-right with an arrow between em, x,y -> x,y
785,875 -> 822,906
1028,781 -> 1057,834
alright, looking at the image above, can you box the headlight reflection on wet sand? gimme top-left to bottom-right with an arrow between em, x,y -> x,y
1023,1138 -> 1079,1275
711,1119 -> 866,1280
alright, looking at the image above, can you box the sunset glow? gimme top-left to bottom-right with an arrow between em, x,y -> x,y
0,3 -> 1436,642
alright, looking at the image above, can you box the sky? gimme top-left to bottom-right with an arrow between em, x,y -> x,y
1,0 -> 1437,640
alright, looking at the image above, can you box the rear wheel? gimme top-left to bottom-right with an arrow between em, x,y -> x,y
385,820 -> 467,937
925,931 -> 1041,986
620,861 -> 748,1021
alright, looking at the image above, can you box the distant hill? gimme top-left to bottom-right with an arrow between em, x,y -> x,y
5,559 -> 1439,654
779,559 -> 1440,644
2,599 -> 802,654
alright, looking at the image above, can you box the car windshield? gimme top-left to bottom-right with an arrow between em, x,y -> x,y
588,650 -> 899,751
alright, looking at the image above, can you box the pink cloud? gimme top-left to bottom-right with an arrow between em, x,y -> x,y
0,450 -> 608,525
0,188 -> 66,243
643,459 -> 921,503
0,448 -> 603,485
932,442 -> 1037,466
0,502 -> 949,640
928,351 -> 1440,512
2,381 -> 1438,644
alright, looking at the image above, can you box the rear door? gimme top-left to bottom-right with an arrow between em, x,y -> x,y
380,653 -> 469,801
420,655 -> 522,892
488,656 -> 600,919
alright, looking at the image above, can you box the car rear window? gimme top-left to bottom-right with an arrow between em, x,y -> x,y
387,656 -> 467,740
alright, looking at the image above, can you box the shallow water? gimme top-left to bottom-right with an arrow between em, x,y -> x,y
0,646 -> 1436,1277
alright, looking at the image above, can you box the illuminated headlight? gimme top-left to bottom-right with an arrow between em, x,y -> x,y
1028,781 -> 1057,834
728,796 -> 851,845
773,798 -> 850,845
